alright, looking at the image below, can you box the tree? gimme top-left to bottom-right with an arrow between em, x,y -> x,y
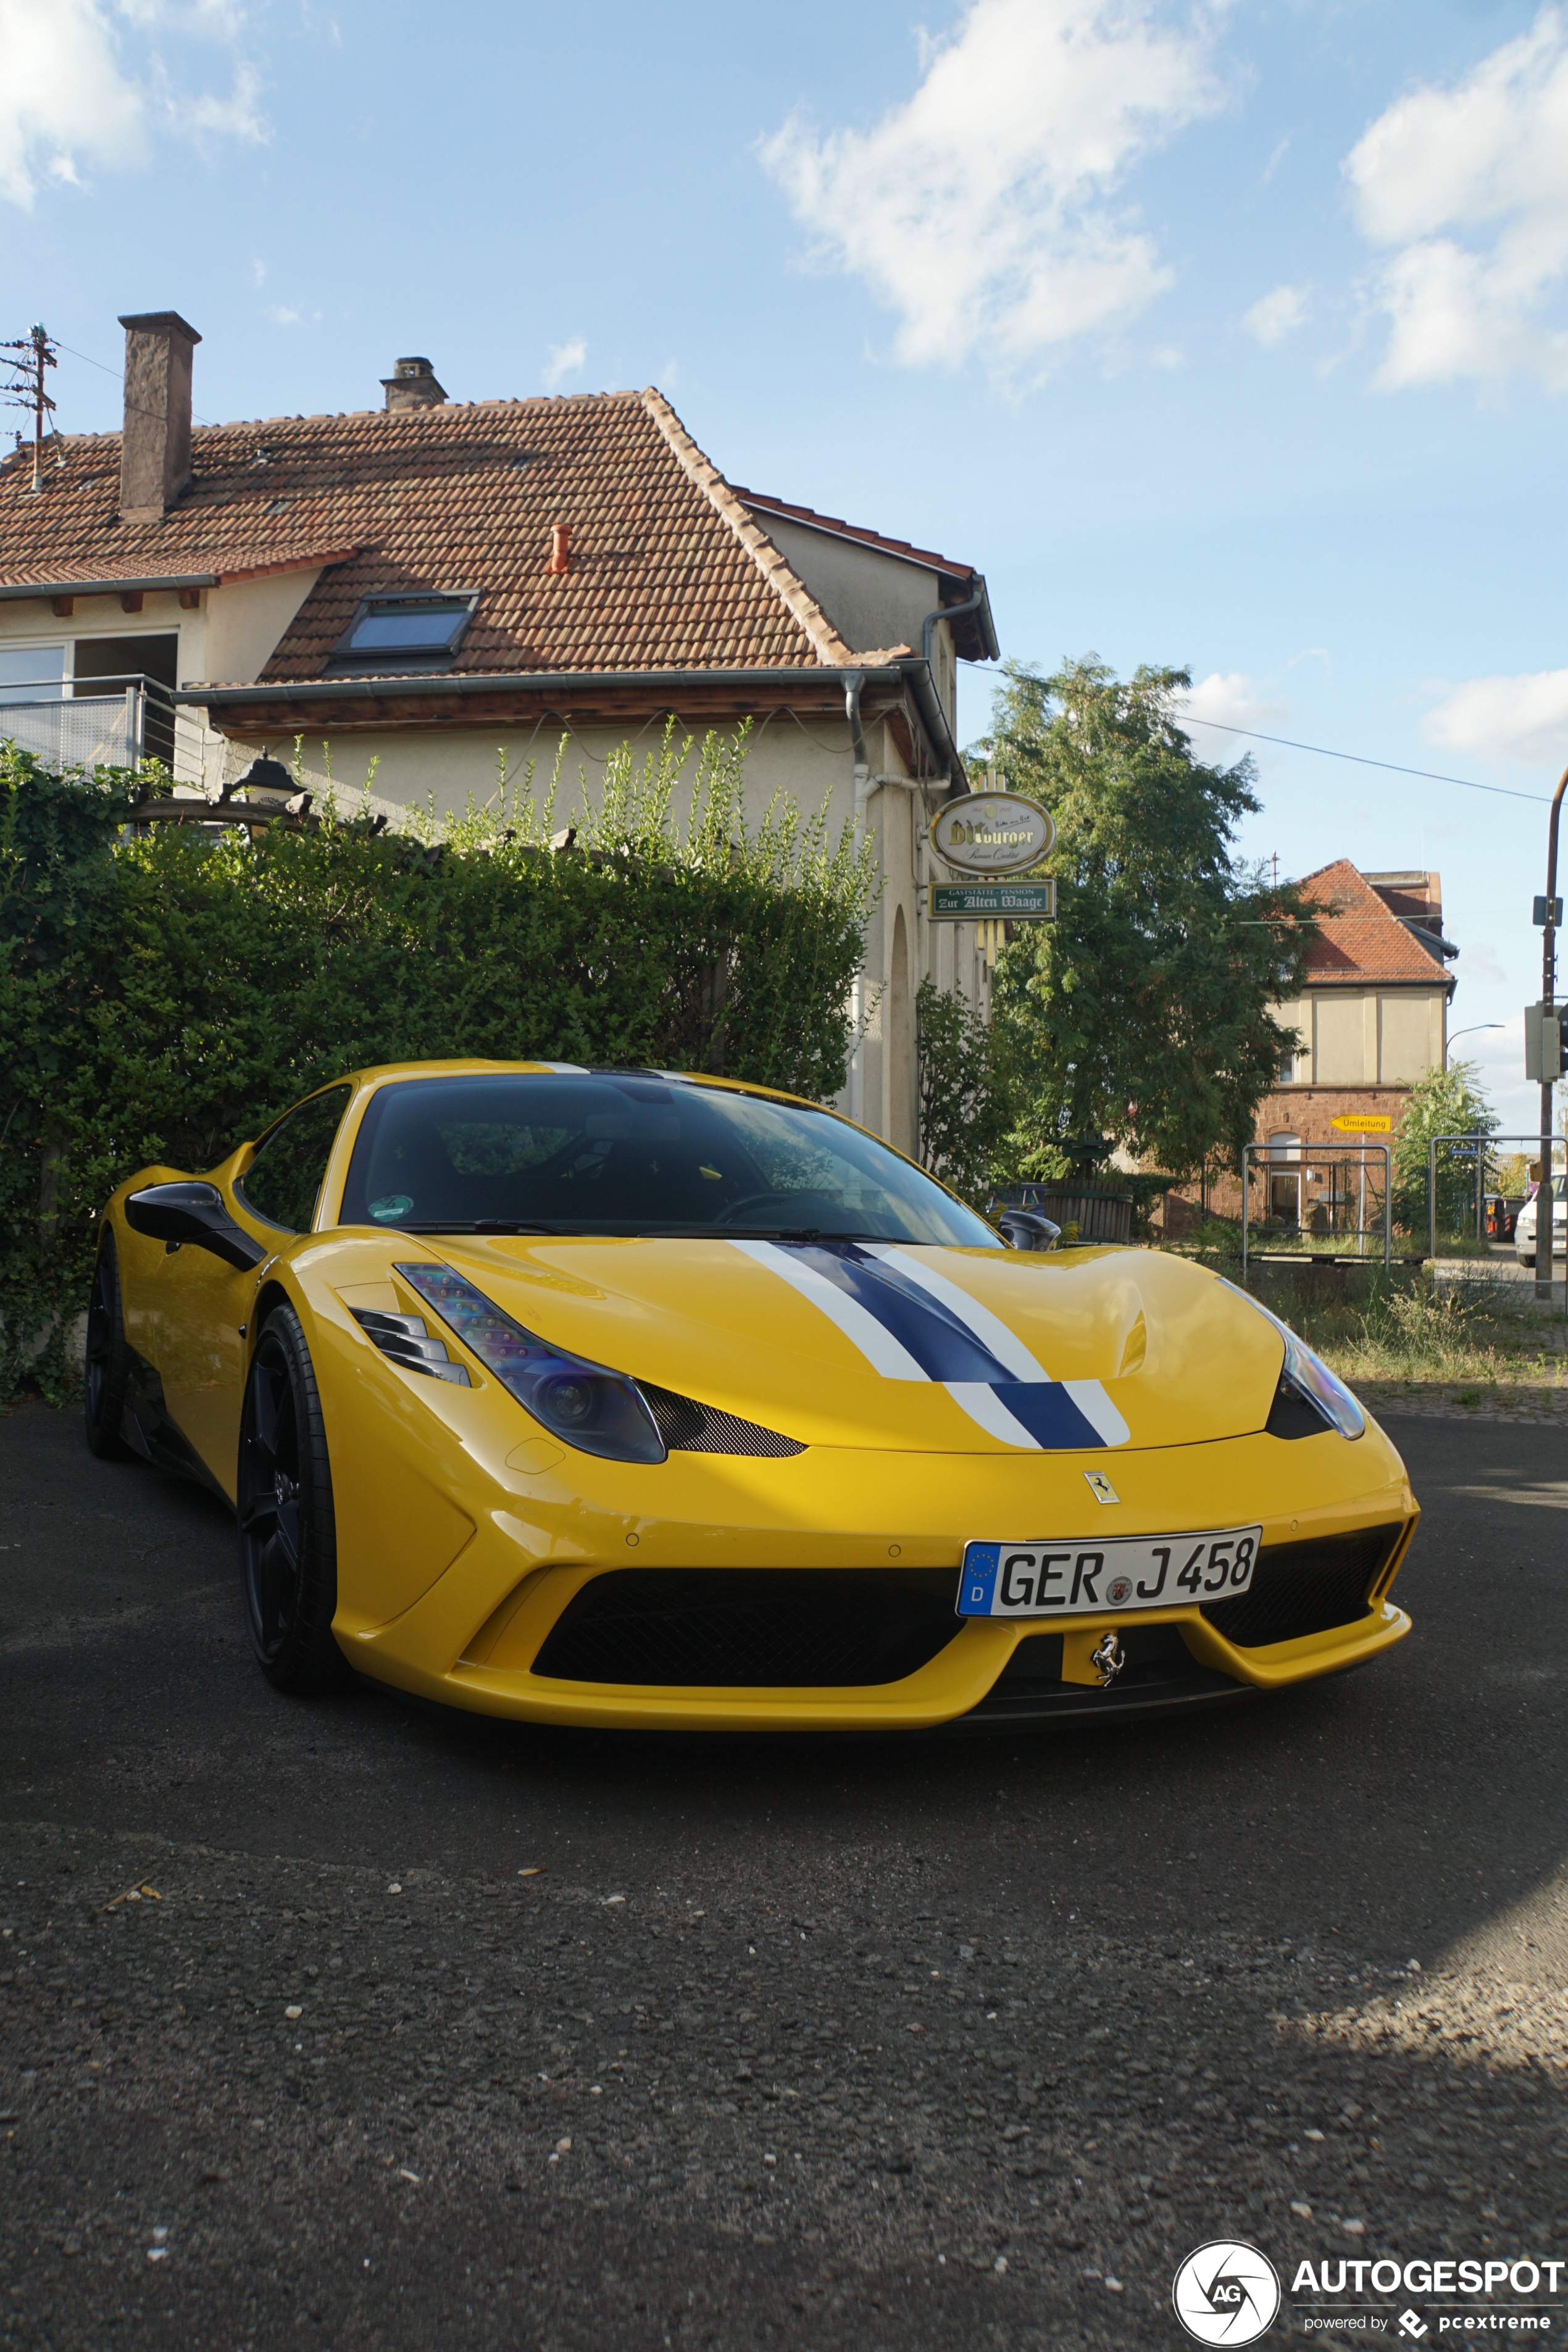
915,977 -> 1017,1204
1390,1059 -> 1498,1240
975,659 -> 1318,1182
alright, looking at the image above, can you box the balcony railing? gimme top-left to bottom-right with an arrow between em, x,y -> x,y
0,672 -> 215,779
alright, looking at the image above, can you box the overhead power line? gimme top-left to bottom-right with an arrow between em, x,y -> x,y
965,664 -> 1553,806
1176,713 -> 1552,806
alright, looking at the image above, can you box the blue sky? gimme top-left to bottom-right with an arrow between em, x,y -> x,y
4,0 -> 1566,1128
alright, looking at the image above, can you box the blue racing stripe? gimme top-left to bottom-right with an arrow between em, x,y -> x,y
792,1244 -> 1015,1385
756,1240 -> 1128,1452
985,1382 -> 1109,1450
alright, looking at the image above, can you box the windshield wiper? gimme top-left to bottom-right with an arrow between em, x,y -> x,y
392,1220 -> 569,1235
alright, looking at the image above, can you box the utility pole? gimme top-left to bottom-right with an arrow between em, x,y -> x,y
0,323 -> 59,494
1537,764 -> 1568,1303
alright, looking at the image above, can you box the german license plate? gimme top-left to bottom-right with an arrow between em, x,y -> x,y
957,1527 -> 1262,1617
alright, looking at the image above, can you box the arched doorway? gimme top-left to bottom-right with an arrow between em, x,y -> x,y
888,905 -> 914,1156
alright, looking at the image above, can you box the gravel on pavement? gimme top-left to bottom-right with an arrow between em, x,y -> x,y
1,1400 -> 1565,2350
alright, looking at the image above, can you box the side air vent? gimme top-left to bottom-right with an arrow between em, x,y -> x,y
638,1382 -> 804,1458
532,1568 -> 957,1687
352,1308 -> 470,1386
1201,1524 -> 1403,1646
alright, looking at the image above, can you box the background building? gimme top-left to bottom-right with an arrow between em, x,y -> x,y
0,312 -> 1004,1154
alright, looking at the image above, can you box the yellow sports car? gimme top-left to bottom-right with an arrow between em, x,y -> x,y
86,1061 -> 1417,1731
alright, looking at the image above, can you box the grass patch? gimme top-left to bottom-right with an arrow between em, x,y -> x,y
1159,1233 -> 1567,1394
1291,1277 -> 1566,1396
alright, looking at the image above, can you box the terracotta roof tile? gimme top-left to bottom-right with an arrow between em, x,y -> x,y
1297,857 -> 1451,984
0,389 -> 882,684
732,487 -> 977,581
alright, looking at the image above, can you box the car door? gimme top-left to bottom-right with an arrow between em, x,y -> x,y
157,1085 -> 353,1491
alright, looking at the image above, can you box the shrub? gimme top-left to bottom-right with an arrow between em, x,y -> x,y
0,728 -> 876,1401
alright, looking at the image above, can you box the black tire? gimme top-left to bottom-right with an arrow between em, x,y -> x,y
1520,1254 -> 1535,1269
238,1306 -> 350,1695
84,1232 -> 135,1460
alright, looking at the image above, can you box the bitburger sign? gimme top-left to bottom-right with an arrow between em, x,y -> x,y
929,791 -> 1054,878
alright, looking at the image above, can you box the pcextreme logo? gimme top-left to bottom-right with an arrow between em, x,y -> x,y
1174,2241 -> 1283,2344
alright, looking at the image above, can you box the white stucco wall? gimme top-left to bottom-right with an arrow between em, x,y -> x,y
755,517 -> 941,662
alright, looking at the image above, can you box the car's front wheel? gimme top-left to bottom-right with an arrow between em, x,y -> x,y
1520,1253 -> 1536,1268
238,1306 -> 350,1695
84,1233 -> 134,1460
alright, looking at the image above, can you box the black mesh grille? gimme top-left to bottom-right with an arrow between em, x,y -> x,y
532,1569 -> 960,1687
1202,1525 -> 1403,1648
638,1383 -> 805,1459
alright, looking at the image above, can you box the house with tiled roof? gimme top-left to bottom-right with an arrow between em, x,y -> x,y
1214,859 -> 1457,1231
0,313 -> 1002,1153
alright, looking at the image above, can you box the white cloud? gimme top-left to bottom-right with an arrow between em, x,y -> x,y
1242,281 -> 1311,346
0,0 -> 266,209
1424,667 -> 1568,767
1178,671 -> 1291,734
1345,7 -> 1568,390
266,304 -> 302,327
1462,941 -> 1509,987
543,337 -> 587,390
758,0 -> 1226,373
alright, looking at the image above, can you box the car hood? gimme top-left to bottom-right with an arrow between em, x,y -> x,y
398,1235 -> 1286,1456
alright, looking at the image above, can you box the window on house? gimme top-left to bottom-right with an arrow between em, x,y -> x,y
330,593 -> 478,666
0,644 -> 65,704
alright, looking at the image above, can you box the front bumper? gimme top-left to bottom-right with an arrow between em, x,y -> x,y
333,1412 -> 1419,1732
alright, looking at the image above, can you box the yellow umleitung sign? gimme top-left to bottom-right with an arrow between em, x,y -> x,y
1331,1114 -> 1393,1133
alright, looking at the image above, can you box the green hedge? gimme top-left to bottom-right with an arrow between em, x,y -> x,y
0,727 -> 876,1401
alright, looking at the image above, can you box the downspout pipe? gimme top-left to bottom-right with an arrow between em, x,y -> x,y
904,588 -> 993,799
846,673 -> 870,1127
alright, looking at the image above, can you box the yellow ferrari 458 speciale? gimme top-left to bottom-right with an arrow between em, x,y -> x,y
86,1059 -> 1417,1732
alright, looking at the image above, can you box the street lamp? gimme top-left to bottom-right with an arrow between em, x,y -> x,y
1444,1022 -> 1502,1072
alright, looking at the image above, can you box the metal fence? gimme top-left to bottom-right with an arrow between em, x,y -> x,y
1241,1140 -> 1392,1278
1427,1130 -> 1565,1267
989,1184 -> 1135,1245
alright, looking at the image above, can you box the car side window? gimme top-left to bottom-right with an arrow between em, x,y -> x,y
235,1086 -> 354,1233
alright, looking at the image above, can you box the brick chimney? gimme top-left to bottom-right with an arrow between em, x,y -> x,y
381,356 -> 446,412
117,311 -> 201,523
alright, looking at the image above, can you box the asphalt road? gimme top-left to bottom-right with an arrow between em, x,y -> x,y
2,1399 -> 1566,2352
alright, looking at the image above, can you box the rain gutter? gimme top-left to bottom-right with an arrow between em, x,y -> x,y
176,664 -> 907,708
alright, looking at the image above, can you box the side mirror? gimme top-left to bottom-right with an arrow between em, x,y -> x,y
125,1181 -> 268,1270
998,1208 -> 1060,1253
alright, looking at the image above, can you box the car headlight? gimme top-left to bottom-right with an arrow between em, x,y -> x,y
1221,1280 -> 1366,1441
395,1262 -> 666,1464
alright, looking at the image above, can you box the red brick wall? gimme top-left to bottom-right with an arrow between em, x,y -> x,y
1160,1083 -> 1411,1229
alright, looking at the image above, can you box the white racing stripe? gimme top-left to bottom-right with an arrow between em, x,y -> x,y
866,1246 -> 1051,1382
943,1383 -> 1045,1448
1063,1379 -> 1130,1447
728,1240 -> 928,1380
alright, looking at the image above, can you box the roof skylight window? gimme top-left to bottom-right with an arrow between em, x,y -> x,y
331,592 -> 478,667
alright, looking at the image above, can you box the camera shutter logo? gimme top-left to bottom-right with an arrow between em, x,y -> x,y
1172,2241 -> 1282,2345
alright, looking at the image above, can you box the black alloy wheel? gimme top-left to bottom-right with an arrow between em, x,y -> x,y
237,1306 -> 350,1695
84,1233 -> 134,1460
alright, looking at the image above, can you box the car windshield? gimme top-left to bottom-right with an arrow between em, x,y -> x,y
338,1073 -> 1000,1247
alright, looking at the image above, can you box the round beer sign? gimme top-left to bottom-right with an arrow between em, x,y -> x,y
930,792 -> 1054,877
